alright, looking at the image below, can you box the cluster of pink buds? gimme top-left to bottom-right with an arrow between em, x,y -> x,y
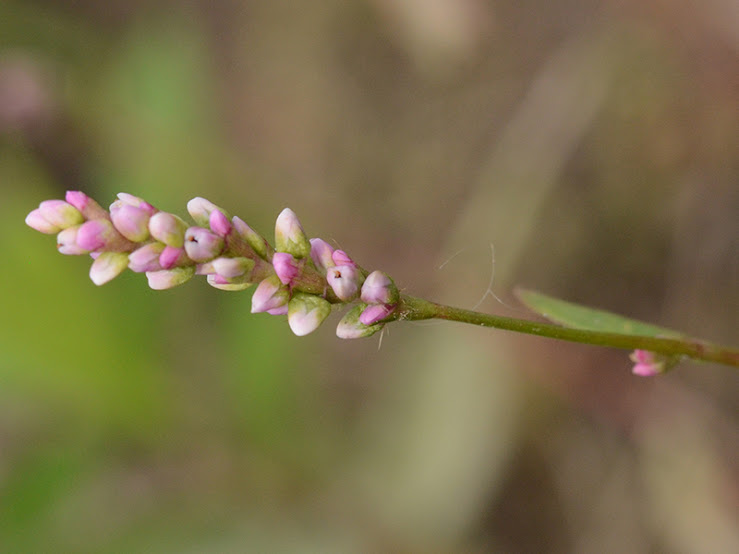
26,191 -> 400,338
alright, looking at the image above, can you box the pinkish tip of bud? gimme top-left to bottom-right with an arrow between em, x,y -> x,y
148,212 -> 187,248
89,252 -> 129,285
110,204 -> 151,242
56,226 -> 89,255
65,190 -> 109,220
26,208 -> 61,234
360,270 -> 398,305
251,275 -> 290,313
310,238 -> 335,272
187,197 -> 228,228
75,219 -> 117,251
287,293 -> 331,336
128,243 -> 165,272
272,252 -> 302,285
209,209 -> 232,237
274,208 -> 311,258
38,199 -> 84,228
332,249 -> 355,267
115,193 -> 156,215
159,246 -> 187,270
145,266 -> 195,290
359,303 -> 396,325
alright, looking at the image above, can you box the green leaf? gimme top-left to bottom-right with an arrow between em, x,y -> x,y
515,288 -> 684,338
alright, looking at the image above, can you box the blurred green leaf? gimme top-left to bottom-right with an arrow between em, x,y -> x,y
515,288 -> 683,338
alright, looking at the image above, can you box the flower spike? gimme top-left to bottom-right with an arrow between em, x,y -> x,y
29,189 -> 731,377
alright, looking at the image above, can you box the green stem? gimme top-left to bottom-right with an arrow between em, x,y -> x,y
397,295 -> 739,368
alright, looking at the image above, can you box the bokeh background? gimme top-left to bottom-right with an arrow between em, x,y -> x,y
2,1 -> 737,552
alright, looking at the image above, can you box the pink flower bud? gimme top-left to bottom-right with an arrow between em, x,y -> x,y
206,273 -> 253,291
212,256 -> 254,279
113,193 -> 156,215
232,216 -> 272,260
89,252 -> 129,285
145,266 -> 195,290
110,204 -> 151,242
360,270 -> 399,305
187,197 -> 229,228
38,199 -> 84,228
272,252 -> 302,285
267,305 -> 289,316
630,350 -> 665,377
159,246 -> 188,269
287,293 -> 331,336
56,225 -> 89,255
209,209 -> 232,237
148,212 -> 188,247
359,303 -> 396,325
274,208 -> 311,258
327,264 -> 363,301
251,275 -> 290,313
76,219 -> 127,251
336,304 -> 383,339
65,191 -> 109,220
332,249 -> 355,267
184,227 -> 225,262
128,243 -> 165,272
310,238 -> 335,272
26,208 -> 61,234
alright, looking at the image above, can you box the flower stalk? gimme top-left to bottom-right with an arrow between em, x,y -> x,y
395,296 -> 739,368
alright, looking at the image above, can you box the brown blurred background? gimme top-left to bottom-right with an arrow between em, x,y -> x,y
1,1 -> 737,552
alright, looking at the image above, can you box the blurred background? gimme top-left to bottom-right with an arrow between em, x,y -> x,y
1,1 -> 737,552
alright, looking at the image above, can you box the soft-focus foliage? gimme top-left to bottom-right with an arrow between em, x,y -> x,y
2,1 -> 737,552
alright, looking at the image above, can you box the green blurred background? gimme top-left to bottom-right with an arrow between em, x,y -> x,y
1,1 -> 737,552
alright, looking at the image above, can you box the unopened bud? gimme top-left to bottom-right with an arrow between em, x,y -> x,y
128,243 -> 165,272
75,219 -> 129,252
359,303 -> 396,325
159,246 -> 188,270
26,208 -> 61,234
232,216 -> 272,260
212,256 -> 254,279
65,191 -> 109,220
113,193 -> 156,215
209,209 -> 232,237
56,225 -> 89,255
309,238 -> 335,273
38,199 -> 84,228
145,266 -> 195,290
187,197 -> 229,228
630,350 -> 667,377
272,252 -> 303,285
110,204 -> 151,242
251,275 -> 290,313
336,304 -> 384,339
149,212 -> 188,248
274,208 -> 311,258
184,227 -> 225,262
288,293 -> 331,336
327,264 -> 363,301
332,249 -> 355,267
206,273 -> 253,291
360,270 -> 399,305
89,252 -> 129,285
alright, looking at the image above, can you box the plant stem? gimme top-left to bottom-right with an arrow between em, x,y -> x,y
397,295 -> 739,368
